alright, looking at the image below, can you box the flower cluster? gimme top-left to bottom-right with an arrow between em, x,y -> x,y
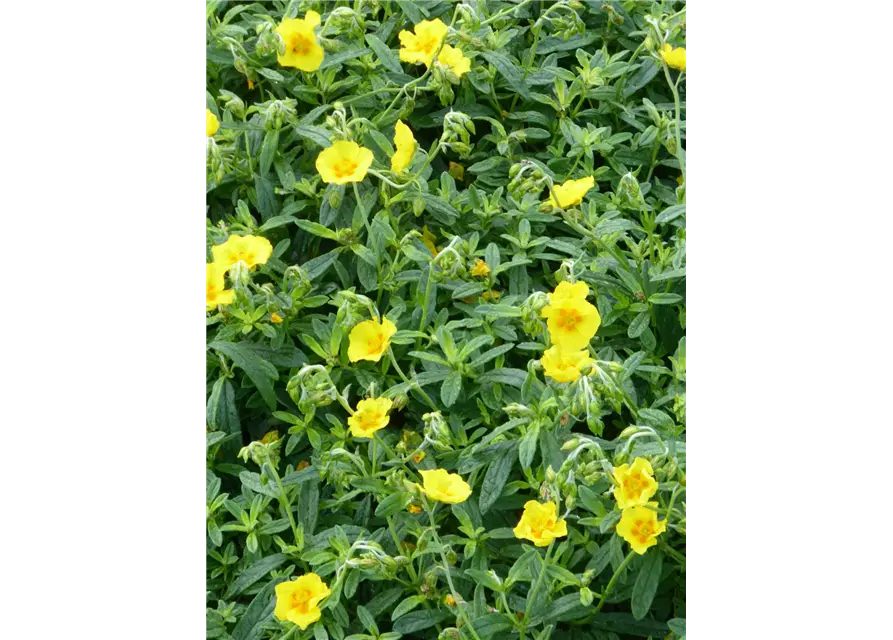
206,234 -> 272,311
612,457 -> 667,554
539,281 -> 600,382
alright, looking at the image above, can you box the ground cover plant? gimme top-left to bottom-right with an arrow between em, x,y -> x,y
206,1 -> 686,639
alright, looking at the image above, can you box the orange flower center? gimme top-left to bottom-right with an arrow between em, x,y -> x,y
418,35 -> 439,54
555,308 -> 582,331
333,158 -> 359,179
290,588 -> 313,613
366,332 -> 384,354
625,473 -> 645,498
632,519 -> 656,544
531,517 -> 556,538
358,410 -> 383,432
231,251 -> 254,265
289,33 -> 313,55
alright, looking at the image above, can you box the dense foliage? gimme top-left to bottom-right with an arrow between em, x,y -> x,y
206,2 -> 686,639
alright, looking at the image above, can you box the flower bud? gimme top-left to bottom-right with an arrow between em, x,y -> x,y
561,437 -> 580,451
579,586 -> 594,606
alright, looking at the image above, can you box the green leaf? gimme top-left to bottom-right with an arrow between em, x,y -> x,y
519,423 -> 539,470
441,370 -> 463,407
295,219 -> 340,240
318,47 -> 372,70
628,311 -> 650,339
365,34 -> 402,73
623,59 -> 660,97
392,610 -> 453,634
301,250 -> 340,281
224,554 -> 287,599
231,577 -> 287,640
259,129 -> 279,176
631,550 -> 664,620
656,204 -> 686,224
481,51 -> 531,100
390,595 -> 426,621
479,446 -> 515,514
207,377 -> 240,434
375,491 -> 411,517
293,124 -> 332,148
210,341 -> 278,411
259,214 -> 299,232
417,192 -> 459,224
464,569 -> 504,593
649,293 -> 683,305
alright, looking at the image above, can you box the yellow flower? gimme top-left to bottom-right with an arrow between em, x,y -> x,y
612,457 -> 658,509
660,43 -> 686,71
206,109 -> 219,137
347,397 -> 393,438
471,259 -> 490,278
211,235 -> 273,272
260,430 -> 280,444
271,312 -> 284,324
275,12 -> 325,71
348,317 -> 397,362
546,176 -> 595,209
541,281 -> 601,350
481,290 -> 501,302
316,140 -> 374,184
419,469 -> 472,504
436,44 -> 471,77
541,346 -> 593,383
206,262 -> 235,310
615,503 -> 667,555
273,573 -> 331,630
421,225 -> 438,256
512,500 -> 568,547
444,594 -> 456,606
408,504 -> 423,514
398,18 -> 448,67
391,120 -> 417,174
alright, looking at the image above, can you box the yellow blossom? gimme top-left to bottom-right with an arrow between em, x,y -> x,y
347,397 -> 393,438
408,504 -> 423,514
211,235 -> 273,272
391,120 -> 417,174
512,500 -> 568,547
316,140 -> 374,184
546,176 -> 595,209
348,317 -> 397,362
206,262 -> 235,310
444,594 -> 456,606
206,109 -> 219,137
540,346 -> 593,383
421,225 -> 438,256
437,44 -> 471,77
481,290 -> 501,302
471,259 -> 490,278
273,573 -> 331,630
260,430 -> 280,444
660,43 -> 686,71
398,18 -> 448,67
275,12 -> 325,71
615,503 -> 666,554
541,281 -> 601,350
271,312 -> 284,324
419,469 -> 472,504
612,457 -> 658,509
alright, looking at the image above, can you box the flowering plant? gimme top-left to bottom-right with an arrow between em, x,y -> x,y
207,2 -> 686,639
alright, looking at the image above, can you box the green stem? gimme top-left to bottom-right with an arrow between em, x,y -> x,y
371,437 -> 378,474
481,0 -> 534,26
388,347 -> 438,411
565,153 -> 583,179
661,63 -> 685,185
593,550 -> 636,615
423,501 -> 483,640
276,624 -> 299,640
267,463 -> 301,549
520,541 -> 554,639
